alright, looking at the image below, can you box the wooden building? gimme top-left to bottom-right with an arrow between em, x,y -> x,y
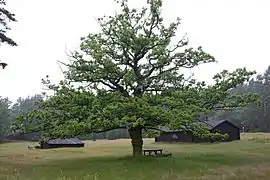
40,138 -> 85,149
155,120 -> 240,143
4,132 -> 41,142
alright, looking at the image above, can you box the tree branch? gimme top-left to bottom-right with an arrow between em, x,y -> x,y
144,126 -> 166,132
83,126 -> 127,134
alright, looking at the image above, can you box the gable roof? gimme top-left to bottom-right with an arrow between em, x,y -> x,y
46,138 -> 84,145
207,120 -> 240,129
207,120 -> 224,127
160,119 -> 239,133
203,120 -> 226,129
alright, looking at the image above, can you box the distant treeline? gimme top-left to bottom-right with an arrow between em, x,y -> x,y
212,65 -> 270,132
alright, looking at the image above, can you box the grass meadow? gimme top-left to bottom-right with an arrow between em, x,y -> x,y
1,133 -> 270,180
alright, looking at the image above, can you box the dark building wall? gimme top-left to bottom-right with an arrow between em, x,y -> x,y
40,142 -> 49,149
5,132 -> 41,142
155,131 -> 193,142
213,122 -> 240,142
155,121 -> 240,143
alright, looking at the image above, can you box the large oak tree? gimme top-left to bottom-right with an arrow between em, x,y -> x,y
15,0 -> 257,156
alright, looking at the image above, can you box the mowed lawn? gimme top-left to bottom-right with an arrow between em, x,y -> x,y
1,133 -> 270,180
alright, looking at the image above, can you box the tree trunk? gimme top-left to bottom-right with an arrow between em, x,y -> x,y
129,126 -> 143,156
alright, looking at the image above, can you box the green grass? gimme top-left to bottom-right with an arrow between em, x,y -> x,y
1,133 -> 270,180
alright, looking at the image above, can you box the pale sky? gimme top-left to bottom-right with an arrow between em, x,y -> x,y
0,0 -> 269,102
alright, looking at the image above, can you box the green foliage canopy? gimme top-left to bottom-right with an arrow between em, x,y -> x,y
15,0 -> 258,155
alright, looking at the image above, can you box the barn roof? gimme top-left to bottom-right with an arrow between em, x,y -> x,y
197,120 -> 227,129
205,120 -> 226,128
160,120 -> 239,133
46,138 -> 84,145
203,120 -> 240,129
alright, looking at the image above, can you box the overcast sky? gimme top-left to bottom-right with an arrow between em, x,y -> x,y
0,0 -> 269,101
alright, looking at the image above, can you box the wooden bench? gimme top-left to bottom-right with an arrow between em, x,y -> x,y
143,149 -> 172,157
